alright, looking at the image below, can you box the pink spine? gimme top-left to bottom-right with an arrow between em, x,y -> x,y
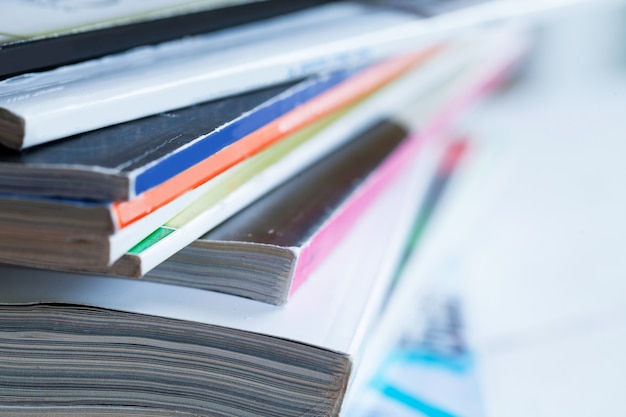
288,43 -> 526,297
290,135 -> 422,296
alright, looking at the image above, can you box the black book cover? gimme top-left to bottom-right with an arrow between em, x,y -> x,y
0,68 -> 352,201
0,0 -> 336,79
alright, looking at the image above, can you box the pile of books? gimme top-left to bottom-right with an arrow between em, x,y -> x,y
0,1 -> 570,415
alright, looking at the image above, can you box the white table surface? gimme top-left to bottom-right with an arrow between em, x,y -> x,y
444,1 -> 626,415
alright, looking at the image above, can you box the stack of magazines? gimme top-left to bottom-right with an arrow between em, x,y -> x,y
0,0 -> 576,415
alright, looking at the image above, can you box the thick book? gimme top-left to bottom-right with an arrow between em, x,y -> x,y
144,119 -> 423,305
0,0 -> 334,78
144,128 -> 467,308
0,0 -> 570,150
0,41 -> 467,270
0,135 -> 428,416
0,49 -> 435,202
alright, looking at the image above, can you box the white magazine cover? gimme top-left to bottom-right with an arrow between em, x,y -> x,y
0,0 -> 261,41
0,0 -> 585,149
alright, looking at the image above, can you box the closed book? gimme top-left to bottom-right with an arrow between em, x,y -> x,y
0,131 -> 428,416
0,0 -> 333,78
147,138 -> 468,306
145,119 -> 423,305
0,0 -> 565,150
0,3 -> 422,149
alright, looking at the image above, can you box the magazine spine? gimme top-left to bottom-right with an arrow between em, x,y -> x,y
112,49 -> 439,229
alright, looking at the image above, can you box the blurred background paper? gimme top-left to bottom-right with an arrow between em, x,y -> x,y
345,0 -> 626,415
462,1 -> 626,416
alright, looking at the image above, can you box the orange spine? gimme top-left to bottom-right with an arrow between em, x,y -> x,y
113,45 -> 444,228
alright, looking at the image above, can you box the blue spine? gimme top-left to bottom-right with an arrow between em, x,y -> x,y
133,69 -> 357,195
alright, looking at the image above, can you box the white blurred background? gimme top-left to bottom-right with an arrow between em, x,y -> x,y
456,1 -> 626,415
